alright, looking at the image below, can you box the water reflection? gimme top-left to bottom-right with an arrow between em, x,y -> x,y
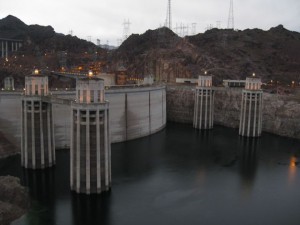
288,156 -> 297,184
194,129 -> 214,145
238,137 -> 259,195
112,136 -> 155,181
71,192 -> 111,225
2,125 -> 300,225
21,168 -> 56,225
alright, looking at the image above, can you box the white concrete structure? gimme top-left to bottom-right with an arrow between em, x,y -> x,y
95,73 -> 116,86
193,75 -> 214,129
24,70 -> 49,96
107,86 -> 166,142
0,86 -> 167,149
70,77 -> 111,194
143,75 -> 154,85
239,77 -> 263,137
4,76 -> 14,91
21,70 -> 55,169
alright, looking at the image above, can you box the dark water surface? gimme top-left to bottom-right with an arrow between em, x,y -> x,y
1,123 -> 300,225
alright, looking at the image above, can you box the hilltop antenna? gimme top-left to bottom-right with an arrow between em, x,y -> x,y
123,19 -> 131,40
227,0 -> 234,29
165,0 -> 172,30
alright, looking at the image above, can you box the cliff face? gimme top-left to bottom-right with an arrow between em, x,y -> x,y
166,85 -> 300,140
263,94 -> 300,138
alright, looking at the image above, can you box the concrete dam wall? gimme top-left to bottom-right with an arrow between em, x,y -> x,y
166,85 -> 300,140
0,86 -> 166,151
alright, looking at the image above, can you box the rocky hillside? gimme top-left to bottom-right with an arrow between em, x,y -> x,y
112,25 -> 300,85
1,15 -> 300,86
0,15 -> 106,88
0,15 -> 102,53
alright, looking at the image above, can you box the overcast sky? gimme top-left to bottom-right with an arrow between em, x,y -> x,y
1,0 -> 300,46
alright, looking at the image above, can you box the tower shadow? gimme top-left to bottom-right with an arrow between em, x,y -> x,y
238,137 -> 260,194
21,168 -> 56,225
71,192 -> 111,225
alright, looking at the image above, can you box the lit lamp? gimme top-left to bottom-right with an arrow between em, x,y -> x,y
204,71 -> 207,75
252,73 -> 256,77
88,70 -> 93,78
34,69 -> 39,75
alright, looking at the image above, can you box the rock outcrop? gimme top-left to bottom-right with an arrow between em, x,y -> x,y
0,176 -> 29,225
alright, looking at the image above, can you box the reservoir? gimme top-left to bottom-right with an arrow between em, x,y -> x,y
1,123 -> 300,225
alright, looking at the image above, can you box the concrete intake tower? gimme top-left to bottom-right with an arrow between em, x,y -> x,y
70,73 -> 111,194
21,69 -> 55,169
239,77 -> 263,137
193,75 -> 214,129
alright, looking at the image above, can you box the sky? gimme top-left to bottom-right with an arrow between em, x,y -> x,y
1,0 -> 300,46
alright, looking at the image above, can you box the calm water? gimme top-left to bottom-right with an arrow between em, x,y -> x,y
1,123 -> 300,225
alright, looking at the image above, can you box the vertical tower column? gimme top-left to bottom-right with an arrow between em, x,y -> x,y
70,72 -> 111,194
239,77 -> 263,137
193,75 -> 214,129
1,41 -> 4,58
5,41 -> 8,58
21,69 -> 55,169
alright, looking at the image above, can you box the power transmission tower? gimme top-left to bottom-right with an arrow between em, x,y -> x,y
123,19 -> 131,40
87,36 -> 92,42
165,0 -> 172,30
96,39 -> 101,46
191,23 -> 197,35
227,0 -> 234,29
117,39 -> 122,46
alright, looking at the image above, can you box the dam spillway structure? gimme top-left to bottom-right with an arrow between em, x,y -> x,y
21,69 -> 55,169
70,72 -> 111,194
193,75 -> 214,129
239,77 -> 263,137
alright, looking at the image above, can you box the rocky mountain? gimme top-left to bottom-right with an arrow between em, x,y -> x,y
1,15 -> 300,86
0,15 -> 108,88
112,25 -> 300,85
0,15 -> 101,53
